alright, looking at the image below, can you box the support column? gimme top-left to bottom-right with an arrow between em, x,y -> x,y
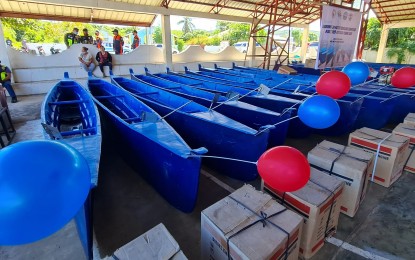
248,19 -> 258,67
300,25 -> 310,63
161,15 -> 173,69
376,25 -> 389,63
0,21 -> 13,82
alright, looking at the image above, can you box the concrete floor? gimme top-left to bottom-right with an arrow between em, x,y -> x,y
1,94 -> 414,260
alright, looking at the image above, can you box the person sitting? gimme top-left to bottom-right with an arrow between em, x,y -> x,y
79,28 -> 93,44
0,61 -> 18,103
64,28 -> 79,48
95,46 -> 113,77
79,47 -> 96,75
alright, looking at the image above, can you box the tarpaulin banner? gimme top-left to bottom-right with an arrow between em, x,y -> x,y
316,5 -> 362,69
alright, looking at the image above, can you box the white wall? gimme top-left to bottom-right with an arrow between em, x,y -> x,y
7,44 -> 291,95
362,48 -> 415,64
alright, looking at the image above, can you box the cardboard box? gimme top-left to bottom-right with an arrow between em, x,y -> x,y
201,184 -> 303,260
262,168 -> 345,259
393,123 -> 415,173
111,223 -> 187,260
305,59 -> 316,68
307,140 -> 374,217
404,113 -> 415,127
277,65 -> 298,75
348,127 -> 410,188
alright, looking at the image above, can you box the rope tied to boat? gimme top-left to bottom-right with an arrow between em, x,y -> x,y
225,195 -> 292,260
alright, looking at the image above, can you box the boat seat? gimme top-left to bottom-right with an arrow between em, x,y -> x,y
60,127 -> 95,137
49,100 -> 87,106
95,95 -> 124,99
136,92 -> 159,96
124,116 -> 142,123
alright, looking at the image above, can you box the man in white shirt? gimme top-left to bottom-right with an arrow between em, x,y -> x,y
79,46 -> 96,74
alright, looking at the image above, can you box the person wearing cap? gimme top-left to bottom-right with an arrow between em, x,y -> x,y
64,28 -> 80,48
112,29 -> 124,55
79,47 -> 96,75
80,28 -> 94,44
94,30 -> 104,49
95,46 -> 113,77
132,30 -> 140,50
0,61 -> 17,103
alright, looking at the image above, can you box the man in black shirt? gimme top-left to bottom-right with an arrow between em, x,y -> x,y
79,28 -> 93,44
64,28 -> 79,48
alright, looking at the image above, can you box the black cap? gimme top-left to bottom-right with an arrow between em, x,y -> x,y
83,28 -> 88,31
74,28 -> 79,31
112,29 -> 118,33
133,30 -> 137,33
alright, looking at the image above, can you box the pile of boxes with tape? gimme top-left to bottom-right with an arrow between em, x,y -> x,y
201,114 -> 415,259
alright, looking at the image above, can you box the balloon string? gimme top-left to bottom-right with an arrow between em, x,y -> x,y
380,89 -> 415,103
281,93 -> 316,117
350,78 -> 379,89
188,155 -> 257,165
255,115 -> 299,136
350,86 -> 389,104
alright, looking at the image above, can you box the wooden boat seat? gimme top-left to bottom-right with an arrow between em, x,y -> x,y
60,127 -> 95,137
49,100 -> 87,106
95,95 -> 124,99
124,116 -> 142,123
136,91 -> 159,96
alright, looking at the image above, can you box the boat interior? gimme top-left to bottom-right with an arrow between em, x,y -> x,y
45,81 -> 97,137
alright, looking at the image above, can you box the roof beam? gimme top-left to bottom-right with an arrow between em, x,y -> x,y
12,0 -> 254,23
0,10 -> 150,26
383,20 -> 415,28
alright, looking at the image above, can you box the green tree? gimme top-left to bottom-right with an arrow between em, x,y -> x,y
364,18 -> 381,50
177,17 -> 195,34
176,38 -> 185,51
386,41 -> 415,64
153,26 -> 162,43
291,29 -> 302,46
308,32 -> 318,42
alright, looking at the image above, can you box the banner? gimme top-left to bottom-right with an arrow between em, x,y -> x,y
316,5 -> 362,69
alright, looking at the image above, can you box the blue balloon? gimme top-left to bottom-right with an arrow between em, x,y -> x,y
0,140 -> 90,245
298,95 -> 340,129
342,61 -> 370,85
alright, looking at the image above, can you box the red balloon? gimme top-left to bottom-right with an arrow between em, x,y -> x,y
391,67 -> 415,89
257,146 -> 310,192
316,71 -> 351,99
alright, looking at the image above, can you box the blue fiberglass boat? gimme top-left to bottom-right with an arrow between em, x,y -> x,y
87,77 -> 205,213
174,69 -> 364,136
157,70 -> 313,138
41,73 -> 101,187
131,69 -> 291,147
110,75 -> 270,181
41,72 -> 102,259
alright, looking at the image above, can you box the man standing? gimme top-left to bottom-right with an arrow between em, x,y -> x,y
112,29 -> 124,55
94,30 -> 104,49
132,30 -> 140,50
80,28 -> 94,44
0,61 -> 17,103
64,28 -> 79,48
